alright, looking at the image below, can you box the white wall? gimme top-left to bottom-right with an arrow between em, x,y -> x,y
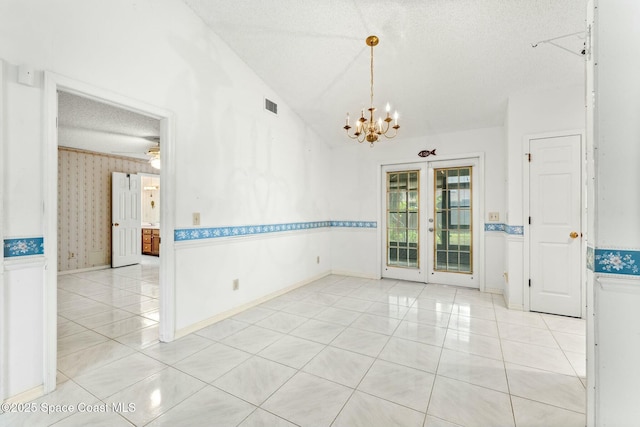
0,0 -> 332,399
330,126 -> 506,289
589,1 -> 640,425
504,84 -> 585,309
506,84 -> 585,221
175,231 -> 331,330
3,263 -> 44,399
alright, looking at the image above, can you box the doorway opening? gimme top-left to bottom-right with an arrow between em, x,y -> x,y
43,72 -> 176,394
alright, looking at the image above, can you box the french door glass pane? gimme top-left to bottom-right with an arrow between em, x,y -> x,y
387,170 -> 419,268
434,167 -> 472,273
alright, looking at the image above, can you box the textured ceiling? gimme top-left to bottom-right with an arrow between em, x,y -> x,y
183,0 -> 586,144
58,91 -> 160,159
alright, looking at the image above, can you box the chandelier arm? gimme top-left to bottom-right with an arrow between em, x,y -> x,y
379,119 -> 391,135
345,128 -> 366,143
382,127 -> 399,139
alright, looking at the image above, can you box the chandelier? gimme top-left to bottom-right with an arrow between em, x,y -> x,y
343,35 -> 400,146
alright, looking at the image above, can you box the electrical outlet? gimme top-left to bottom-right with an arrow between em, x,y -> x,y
233,279 -> 239,291
317,256 -> 320,264
193,212 -> 200,226
488,212 -> 500,222
68,251 -> 75,259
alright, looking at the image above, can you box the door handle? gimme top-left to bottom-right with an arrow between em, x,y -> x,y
114,223 -> 120,227
569,231 -> 579,239
428,227 -> 434,232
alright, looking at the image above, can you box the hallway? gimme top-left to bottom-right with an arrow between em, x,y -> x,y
2,264 -> 585,426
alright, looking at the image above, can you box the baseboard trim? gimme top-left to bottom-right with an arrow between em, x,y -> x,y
3,385 -> 44,405
330,270 -> 379,280
508,303 -> 525,311
57,265 -> 110,275
174,271 -> 332,339
484,287 -> 503,295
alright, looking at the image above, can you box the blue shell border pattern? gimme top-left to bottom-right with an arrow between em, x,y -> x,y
175,221 -> 378,241
4,237 -> 45,258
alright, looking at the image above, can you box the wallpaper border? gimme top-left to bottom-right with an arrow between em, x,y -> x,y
593,248 -> 640,276
4,237 -> 45,258
174,220 -> 383,241
484,223 -> 524,235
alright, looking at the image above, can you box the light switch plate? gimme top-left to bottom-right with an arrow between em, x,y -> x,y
193,212 -> 200,226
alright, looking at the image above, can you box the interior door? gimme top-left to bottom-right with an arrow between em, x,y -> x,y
529,134 -> 581,317
112,172 -> 142,268
427,159 -> 479,288
381,164 -> 427,282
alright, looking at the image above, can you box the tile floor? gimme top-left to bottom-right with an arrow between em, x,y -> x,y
1,259 -> 587,426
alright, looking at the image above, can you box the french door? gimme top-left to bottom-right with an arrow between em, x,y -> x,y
426,159 -> 480,288
381,164 -> 427,282
382,159 -> 480,287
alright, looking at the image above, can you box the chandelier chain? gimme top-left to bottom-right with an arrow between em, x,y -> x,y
370,42 -> 374,108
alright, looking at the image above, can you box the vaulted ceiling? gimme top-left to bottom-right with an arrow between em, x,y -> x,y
183,0 -> 586,144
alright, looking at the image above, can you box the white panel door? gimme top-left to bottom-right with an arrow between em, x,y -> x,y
426,159 -> 479,288
112,172 -> 141,268
529,135 -> 581,317
381,164 -> 427,282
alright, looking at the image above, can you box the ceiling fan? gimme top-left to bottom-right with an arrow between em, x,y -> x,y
111,136 -> 161,169
147,142 -> 161,170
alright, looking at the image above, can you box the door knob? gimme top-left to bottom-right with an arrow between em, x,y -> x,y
428,227 -> 434,232
569,231 -> 579,239
114,223 -> 120,227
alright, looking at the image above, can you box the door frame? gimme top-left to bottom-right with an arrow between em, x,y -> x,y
377,152 -> 485,290
522,130 -> 586,318
0,59 -> 5,402
42,72 -> 177,393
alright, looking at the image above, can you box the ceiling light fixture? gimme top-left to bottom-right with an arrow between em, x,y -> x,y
148,144 -> 161,169
343,35 -> 400,146
149,156 -> 160,170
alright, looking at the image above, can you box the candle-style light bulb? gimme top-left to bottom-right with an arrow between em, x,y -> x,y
386,102 -> 390,113
346,113 -> 350,126
394,111 -> 399,125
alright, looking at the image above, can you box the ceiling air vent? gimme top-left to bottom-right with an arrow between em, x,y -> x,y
265,98 -> 278,115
